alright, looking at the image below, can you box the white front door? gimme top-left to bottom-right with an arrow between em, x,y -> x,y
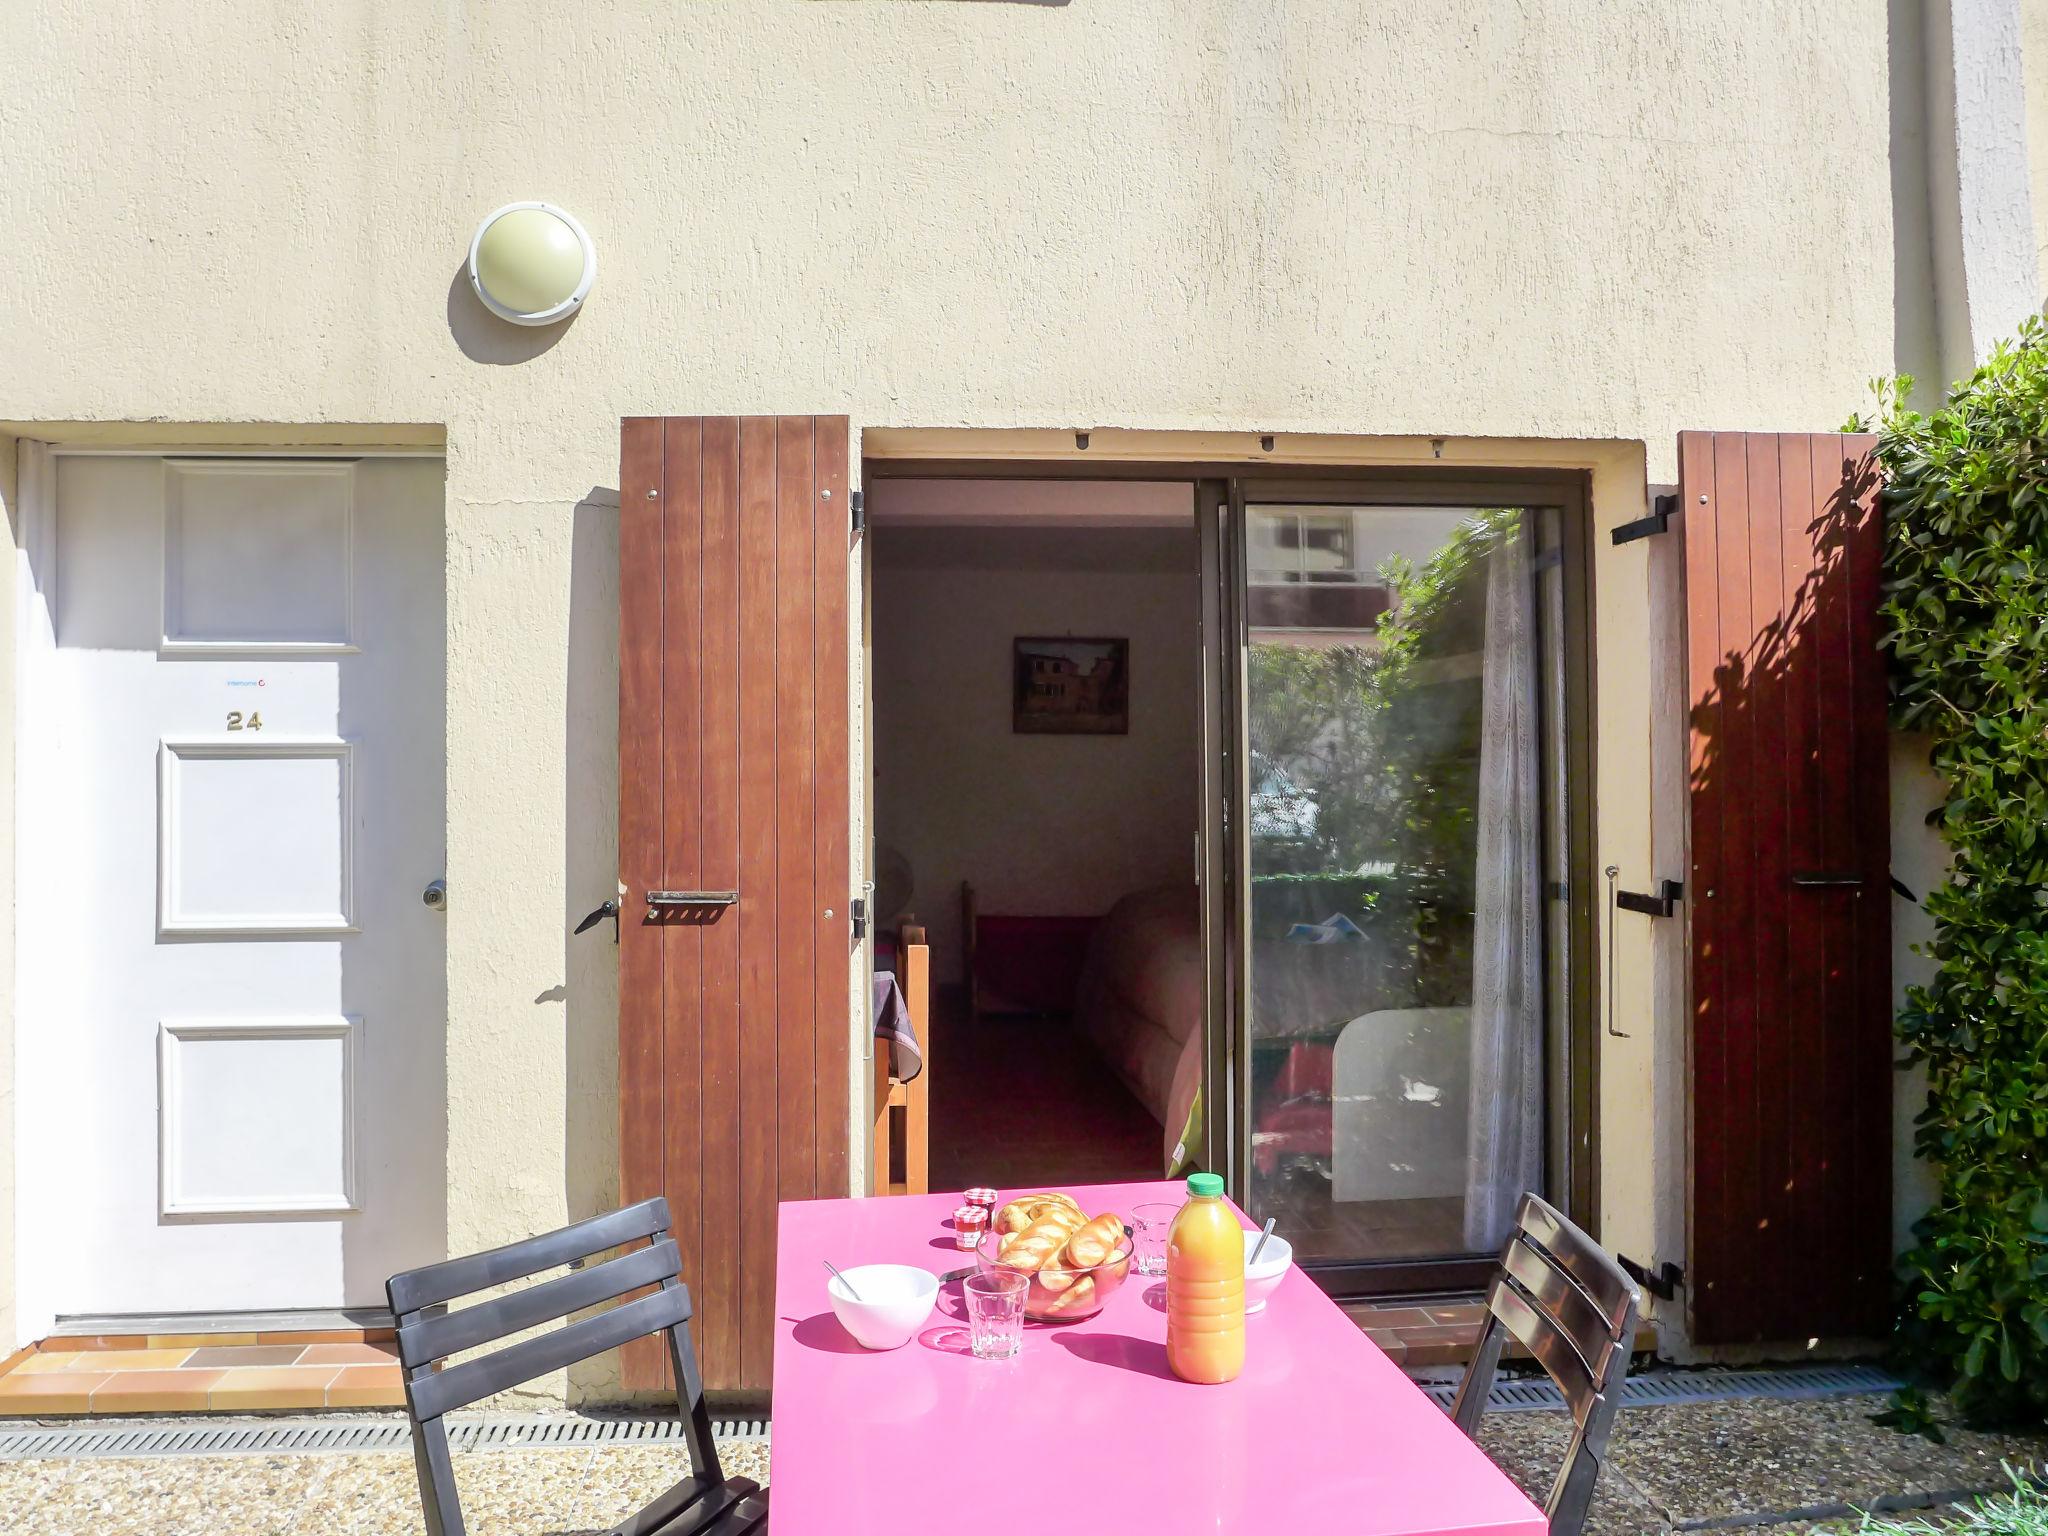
18,453 -> 447,1316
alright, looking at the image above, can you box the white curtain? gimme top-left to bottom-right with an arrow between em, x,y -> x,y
1464,525 -> 1545,1252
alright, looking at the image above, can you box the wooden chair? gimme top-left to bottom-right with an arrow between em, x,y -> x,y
386,1197 -> 767,1536
1448,1193 -> 1641,1536
871,923 -> 930,1195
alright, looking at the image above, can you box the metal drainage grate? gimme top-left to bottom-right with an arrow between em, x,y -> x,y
1419,1362 -> 1903,1414
0,1414 -> 769,1462
0,1366 -> 1902,1461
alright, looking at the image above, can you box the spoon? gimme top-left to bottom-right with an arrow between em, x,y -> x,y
822,1258 -> 862,1301
1248,1218 -> 1278,1266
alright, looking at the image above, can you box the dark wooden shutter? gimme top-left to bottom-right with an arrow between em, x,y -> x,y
1681,431 -> 1891,1345
618,416 -> 851,1391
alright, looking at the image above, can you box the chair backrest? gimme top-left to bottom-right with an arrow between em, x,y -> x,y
386,1197 -> 721,1536
1448,1193 -> 1641,1536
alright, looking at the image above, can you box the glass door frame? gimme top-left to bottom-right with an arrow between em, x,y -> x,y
858,455 -> 1598,1299
1201,469 -> 1598,1299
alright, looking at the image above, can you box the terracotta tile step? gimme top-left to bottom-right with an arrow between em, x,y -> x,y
0,1333 -> 405,1417
1345,1296 -> 1659,1370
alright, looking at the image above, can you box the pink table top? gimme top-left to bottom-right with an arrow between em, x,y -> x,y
769,1180 -> 1546,1536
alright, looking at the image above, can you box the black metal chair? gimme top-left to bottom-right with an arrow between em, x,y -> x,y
1447,1193 -> 1642,1536
386,1196 -> 767,1536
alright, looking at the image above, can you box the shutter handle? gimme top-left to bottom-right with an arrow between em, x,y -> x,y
574,899 -> 619,944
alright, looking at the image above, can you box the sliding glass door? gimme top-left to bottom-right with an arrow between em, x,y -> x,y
1204,478 -> 1592,1293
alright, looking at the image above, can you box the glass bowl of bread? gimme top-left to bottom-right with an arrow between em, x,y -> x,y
973,1192 -> 1134,1322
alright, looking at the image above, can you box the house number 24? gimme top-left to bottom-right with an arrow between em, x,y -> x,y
226,710 -> 264,731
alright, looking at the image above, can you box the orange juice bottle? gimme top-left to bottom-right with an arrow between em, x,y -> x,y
1165,1172 -> 1244,1384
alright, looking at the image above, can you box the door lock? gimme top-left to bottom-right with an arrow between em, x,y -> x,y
422,878 -> 448,912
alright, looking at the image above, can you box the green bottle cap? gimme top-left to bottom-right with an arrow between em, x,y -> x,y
1185,1172 -> 1225,1197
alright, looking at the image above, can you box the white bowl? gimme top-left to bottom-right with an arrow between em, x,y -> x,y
826,1264 -> 940,1350
1242,1230 -> 1293,1314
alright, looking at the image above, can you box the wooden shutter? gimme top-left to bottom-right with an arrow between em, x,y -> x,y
1681,431 -> 1891,1345
618,416 -> 852,1391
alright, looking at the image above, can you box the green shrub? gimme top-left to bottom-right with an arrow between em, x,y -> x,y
1861,315 -> 2048,1428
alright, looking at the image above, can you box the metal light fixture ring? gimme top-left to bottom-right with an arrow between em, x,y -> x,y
466,201 -> 597,326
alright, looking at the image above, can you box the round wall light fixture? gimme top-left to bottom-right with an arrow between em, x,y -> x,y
467,202 -> 596,325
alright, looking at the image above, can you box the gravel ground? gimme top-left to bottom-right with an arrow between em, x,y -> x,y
1475,1394 -> 2048,1536
0,1439 -> 770,1536
0,1393 -> 2040,1535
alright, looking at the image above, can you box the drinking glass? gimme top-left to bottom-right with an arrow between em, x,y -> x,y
963,1270 -> 1029,1360
1131,1201 -> 1178,1277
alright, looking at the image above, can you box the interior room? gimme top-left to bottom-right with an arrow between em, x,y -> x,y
867,479 -> 1203,1191
866,471 -> 1570,1286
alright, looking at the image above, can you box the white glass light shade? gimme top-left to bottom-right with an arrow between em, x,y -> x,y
467,203 -> 596,325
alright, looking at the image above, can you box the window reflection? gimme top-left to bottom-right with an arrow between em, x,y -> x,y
1243,506 -> 1548,1265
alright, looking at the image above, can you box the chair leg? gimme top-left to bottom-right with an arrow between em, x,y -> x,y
904,1080 -> 929,1196
872,1083 -> 893,1195
1448,1317 -> 1506,1436
1543,1425 -> 1604,1536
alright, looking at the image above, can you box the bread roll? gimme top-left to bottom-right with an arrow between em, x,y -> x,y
1034,1263 -> 1078,1293
1042,1274 -> 1098,1316
993,1193 -> 1083,1236
1062,1212 -> 1128,1269
995,1216 -> 1078,1273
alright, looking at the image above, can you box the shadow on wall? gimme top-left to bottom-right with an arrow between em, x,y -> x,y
1888,0 -> 1941,394
561,486 -> 623,1402
445,264 -> 580,365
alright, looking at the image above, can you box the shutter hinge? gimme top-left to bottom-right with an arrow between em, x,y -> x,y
1618,1254 -> 1683,1300
1615,879 -> 1683,917
850,489 -> 865,536
1611,493 -> 1678,546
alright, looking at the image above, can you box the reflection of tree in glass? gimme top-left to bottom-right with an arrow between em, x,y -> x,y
1247,510 -> 1522,991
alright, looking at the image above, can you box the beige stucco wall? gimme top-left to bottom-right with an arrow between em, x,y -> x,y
2,1 -> 1916,1368
2027,0 -> 2048,285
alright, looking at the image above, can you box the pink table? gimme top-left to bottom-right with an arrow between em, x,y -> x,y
769,1180 -> 1547,1536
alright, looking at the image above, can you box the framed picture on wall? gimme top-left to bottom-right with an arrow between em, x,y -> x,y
1013,636 -> 1129,735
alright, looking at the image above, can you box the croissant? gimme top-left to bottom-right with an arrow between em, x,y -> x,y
1062,1212 -> 1128,1269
